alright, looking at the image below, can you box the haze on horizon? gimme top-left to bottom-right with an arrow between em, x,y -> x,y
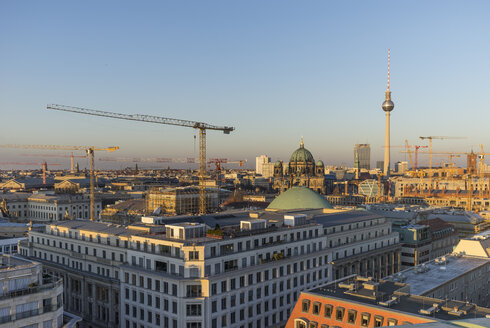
1,1 -> 489,170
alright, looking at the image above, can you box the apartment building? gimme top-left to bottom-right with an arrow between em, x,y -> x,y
0,255 -> 64,328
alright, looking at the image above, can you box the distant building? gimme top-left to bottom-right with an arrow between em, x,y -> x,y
255,154 -> 271,175
0,255 -> 64,328
145,186 -> 220,215
273,139 -> 327,194
395,161 -> 408,174
354,144 -> 370,170
376,160 -> 384,170
1,192 -> 101,221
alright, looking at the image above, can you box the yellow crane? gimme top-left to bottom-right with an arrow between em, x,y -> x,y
419,136 -> 466,192
47,104 -> 234,214
0,144 -> 118,220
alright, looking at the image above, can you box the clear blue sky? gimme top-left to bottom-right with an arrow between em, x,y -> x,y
1,1 -> 489,170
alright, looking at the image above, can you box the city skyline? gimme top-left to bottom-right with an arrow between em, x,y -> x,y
1,1 -> 489,168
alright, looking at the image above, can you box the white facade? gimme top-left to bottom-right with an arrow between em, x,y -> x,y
3,193 -> 102,221
0,255 -> 64,328
255,155 -> 271,176
19,210 -> 400,328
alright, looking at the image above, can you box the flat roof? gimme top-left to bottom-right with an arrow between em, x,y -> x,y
388,255 -> 490,295
44,209 -> 385,243
308,275 -> 490,322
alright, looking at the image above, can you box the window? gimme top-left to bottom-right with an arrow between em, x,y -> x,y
374,315 -> 384,327
312,302 -> 321,315
387,318 -> 398,326
347,310 -> 357,324
324,305 -> 333,318
308,322 -> 318,328
301,300 -> 310,313
294,319 -> 307,328
186,304 -> 202,316
361,313 -> 371,327
335,307 -> 345,321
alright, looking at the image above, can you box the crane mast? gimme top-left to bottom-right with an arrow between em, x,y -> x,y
47,104 -> 234,215
0,144 -> 118,220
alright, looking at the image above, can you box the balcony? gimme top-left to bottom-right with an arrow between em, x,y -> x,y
0,303 -> 62,324
0,276 -> 62,302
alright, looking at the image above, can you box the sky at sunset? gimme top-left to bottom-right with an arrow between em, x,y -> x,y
1,1 -> 489,170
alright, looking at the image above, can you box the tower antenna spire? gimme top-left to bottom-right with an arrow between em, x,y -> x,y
387,48 -> 391,92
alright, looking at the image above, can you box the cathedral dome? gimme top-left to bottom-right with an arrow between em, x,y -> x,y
289,139 -> 314,163
267,186 -> 332,211
274,161 -> 282,167
316,160 -> 324,167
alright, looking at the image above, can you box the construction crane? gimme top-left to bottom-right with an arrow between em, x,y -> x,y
47,104 -> 234,214
384,142 -> 428,170
21,153 -> 87,173
419,136 -> 466,191
99,157 -> 197,164
0,144 -> 118,220
0,161 -> 61,185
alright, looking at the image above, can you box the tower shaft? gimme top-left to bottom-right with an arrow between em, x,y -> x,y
384,112 -> 390,176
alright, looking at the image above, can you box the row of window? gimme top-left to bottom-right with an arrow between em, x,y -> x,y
300,300 -> 408,327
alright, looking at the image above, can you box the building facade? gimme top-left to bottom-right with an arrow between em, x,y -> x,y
255,155 -> 271,176
1,192 -> 101,221
0,255 -> 64,328
273,140 -> 326,194
353,144 -> 370,170
19,189 -> 400,328
145,187 -> 219,215
286,275 -> 490,328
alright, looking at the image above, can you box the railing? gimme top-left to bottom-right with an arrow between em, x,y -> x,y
0,276 -> 62,302
0,303 -> 62,324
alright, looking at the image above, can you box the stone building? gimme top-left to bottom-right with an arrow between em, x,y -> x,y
273,139 -> 326,194
19,187 -> 400,328
0,255 -> 64,328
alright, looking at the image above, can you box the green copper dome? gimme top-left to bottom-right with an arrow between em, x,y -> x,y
316,160 -> 324,167
267,187 -> 332,210
289,138 -> 314,163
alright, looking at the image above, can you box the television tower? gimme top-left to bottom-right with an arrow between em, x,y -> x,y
382,49 -> 395,176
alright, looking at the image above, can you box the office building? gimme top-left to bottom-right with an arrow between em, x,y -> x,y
19,186 -> 400,328
354,144 -> 370,170
255,155 -> 271,176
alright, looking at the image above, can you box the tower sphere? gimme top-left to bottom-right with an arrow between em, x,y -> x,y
382,99 -> 394,112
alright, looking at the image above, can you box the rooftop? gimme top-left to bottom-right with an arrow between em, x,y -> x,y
0,254 -> 38,271
267,187 -> 332,211
386,254 -> 490,295
309,275 -> 490,322
45,208 -> 384,244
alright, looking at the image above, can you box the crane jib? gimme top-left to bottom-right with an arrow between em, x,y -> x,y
47,104 -> 234,133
